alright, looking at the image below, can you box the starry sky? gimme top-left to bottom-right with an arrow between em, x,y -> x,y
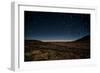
24,11 -> 90,41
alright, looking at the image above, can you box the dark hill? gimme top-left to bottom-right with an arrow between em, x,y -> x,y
25,40 -> 42,42
75,35 -> 90,42
25,40 -> 43,44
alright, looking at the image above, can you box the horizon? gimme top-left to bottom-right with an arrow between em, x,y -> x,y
24,11 -> 90,41
25,39 -> 74,42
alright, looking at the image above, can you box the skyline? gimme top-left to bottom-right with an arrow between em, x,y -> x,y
24,11 -> 90,41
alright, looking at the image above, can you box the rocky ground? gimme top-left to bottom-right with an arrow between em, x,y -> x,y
24,39 -> 90,61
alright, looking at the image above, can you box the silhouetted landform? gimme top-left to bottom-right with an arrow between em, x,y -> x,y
75,35 -> 90,42
24,35 -> 90,61
25,40 -> 42,44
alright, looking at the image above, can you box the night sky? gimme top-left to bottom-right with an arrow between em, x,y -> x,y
24,11 -> 90,41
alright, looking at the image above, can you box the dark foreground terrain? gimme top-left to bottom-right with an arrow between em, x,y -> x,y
24,36 -> 90,61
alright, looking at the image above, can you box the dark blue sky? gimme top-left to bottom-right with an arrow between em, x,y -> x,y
24,11 -> 90,41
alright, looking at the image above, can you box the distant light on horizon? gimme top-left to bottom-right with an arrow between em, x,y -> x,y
41,40 -> 75,42
24,11 -> 90,41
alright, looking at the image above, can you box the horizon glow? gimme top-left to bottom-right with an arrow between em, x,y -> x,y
24,11 -> 90,41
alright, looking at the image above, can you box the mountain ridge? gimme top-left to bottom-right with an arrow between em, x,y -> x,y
75,35 -> 90,42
